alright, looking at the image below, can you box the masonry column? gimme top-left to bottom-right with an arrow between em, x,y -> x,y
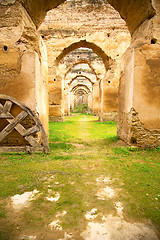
99,79 -> 118,122
118,0 -> 160,148
0,1 -> 49,134
88,92 -> 93,112
64,85 -> 70,115
92,81 -> 99,116
49,74 -> 63,121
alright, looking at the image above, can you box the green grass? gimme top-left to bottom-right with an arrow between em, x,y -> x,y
0,114 -> 160,238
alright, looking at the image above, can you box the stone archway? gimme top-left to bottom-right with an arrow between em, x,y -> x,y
24,0 -> 156,35
48,39 -> 114,121
19,0 -> 155,35
64,74 -> 94,115
54,40 -> 112,71
64,60 -> 99,81
39,1 -> 130,123
71,84 -> 91,93
0,0 -> 160,148
71,84 -> 92,112
68,75 -> 94,86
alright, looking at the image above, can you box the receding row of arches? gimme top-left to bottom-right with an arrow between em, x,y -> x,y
0,0 -> 160,150
48,39 -> 117,121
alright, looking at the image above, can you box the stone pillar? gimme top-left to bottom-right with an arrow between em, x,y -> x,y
70,91 -> 75,112
67,88 -> 71,115
92,81 -> 99,115
88,92 -> 93,112
98,79 -> 103,121
100,79 -> 118,122
118,0 -> 160,148
49,75 -> 63,121
0,1 -> 49,134
64,85 -> 70,115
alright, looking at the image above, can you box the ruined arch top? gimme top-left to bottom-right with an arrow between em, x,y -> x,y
74,89 -> 88,95
71,84 -> 91,94
64,60 -> 99,81
16,0 -> 155,34
19,0 -> 65,29
107,0 -> 155,34
54,40 -> 111,71
68,75 -> 94,86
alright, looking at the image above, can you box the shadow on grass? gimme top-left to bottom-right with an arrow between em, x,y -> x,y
91,136 -> 119,147
49,142 -> 75,151
107,135 -> 119,143
53,155 -> 73,160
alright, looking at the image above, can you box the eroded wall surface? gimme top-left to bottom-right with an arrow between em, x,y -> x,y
0,1 -> 49,144
118,0 -> 160,148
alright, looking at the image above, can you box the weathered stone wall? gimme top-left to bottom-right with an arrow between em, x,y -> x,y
0,1 -> 49,142
93,81 -> 100,116
99,80 -> 118,121
118,0 -> 160,148
99,58 -> 118,121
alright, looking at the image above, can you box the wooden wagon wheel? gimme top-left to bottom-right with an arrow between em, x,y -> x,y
0,94 -> 49,154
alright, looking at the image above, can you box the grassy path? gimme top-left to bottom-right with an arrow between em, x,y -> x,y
0,114 -> 160,239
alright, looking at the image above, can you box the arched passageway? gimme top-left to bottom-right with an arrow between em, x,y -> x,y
64,60 -> 99,81
63,74 -> 94,115
71,84 -> 91,93
71,84 -> 92,113
1,1 -> 160,239
54,40 -> 111,71
19,0 -> 155,35
68,75 -> 94,86
65,63 -> 97,85
61,54 -> 101,117
49,41 -> 118,121
0,0 -> 160,148
39,1 -> 130,123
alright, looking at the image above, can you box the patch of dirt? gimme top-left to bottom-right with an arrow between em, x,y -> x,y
96,186 -> 115,200
85,209 -> 98,220
54,141 -> 85,148
0,173 -> 159,240
11,190 -> 39,211
96,176 -> 112,184
49,220 -> 62,231
81,215 -> 159,240
70,143 -> 85,148
46,192 -> 60,202
19,235 -> 37,240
